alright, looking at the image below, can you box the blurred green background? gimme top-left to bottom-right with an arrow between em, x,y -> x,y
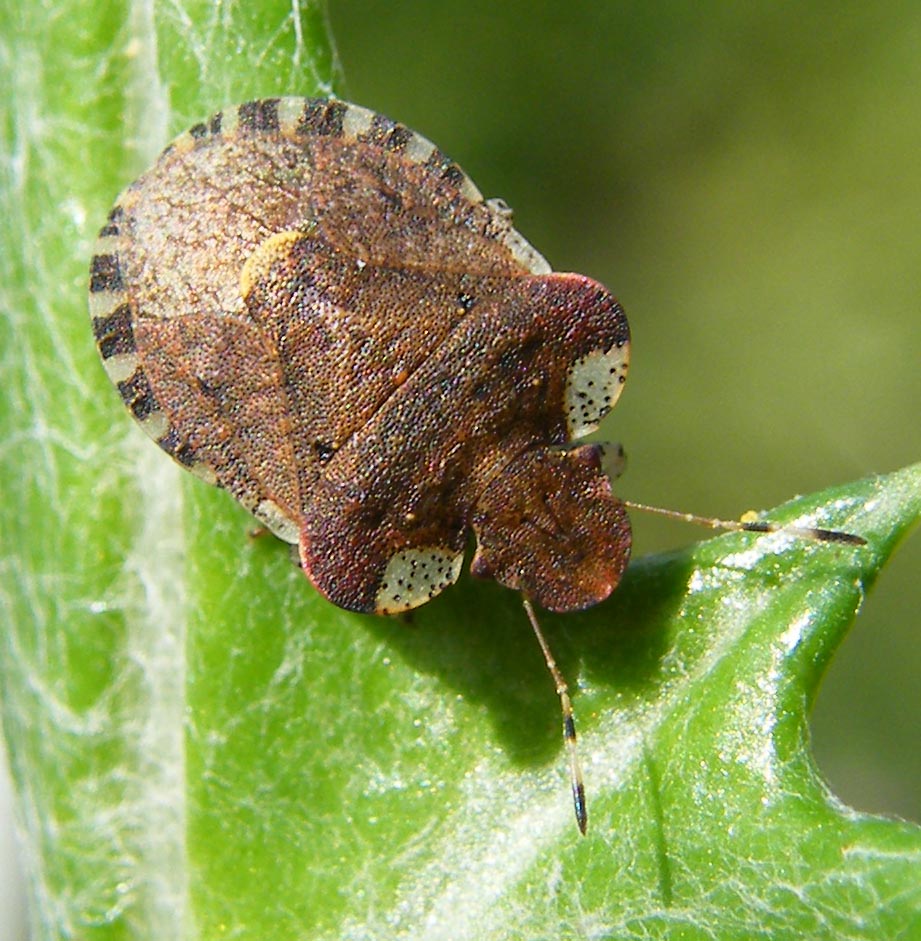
330,1 -> 921,821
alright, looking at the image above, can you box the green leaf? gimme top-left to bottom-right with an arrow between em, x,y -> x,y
2,3 -> 921,940
0,0 -> 340,937
177,465 -> 921,940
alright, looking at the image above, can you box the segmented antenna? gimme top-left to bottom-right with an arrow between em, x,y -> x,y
522,503 -> 864,837
523,596 -> 588,835
623,501 -> 867,546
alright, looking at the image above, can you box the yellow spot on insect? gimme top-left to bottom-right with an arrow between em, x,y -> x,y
240,230 -> 304,298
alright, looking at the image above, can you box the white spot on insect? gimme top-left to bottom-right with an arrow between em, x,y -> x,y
220,107 -> 241,136
117,188 -> 141,214
375,546 -> 464,614
486,196 -> 513,219
457,173 -> 483,203
485,200 -> 551,274
254,498 -> 299,544
170,133 -> 198,157
404,132 -> 437,166
101,352 -> 140,384
88,290 -> 128,320
93,230 -> 128,254
277,97 -> 307,133
565,342 -> 630,439
139,409 -> 170,441
503,230 -> 551,274
340,103 -> 375,141
190,463 -> 218,486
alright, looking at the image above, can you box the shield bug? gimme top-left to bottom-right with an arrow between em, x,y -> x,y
89,97 -> 864,834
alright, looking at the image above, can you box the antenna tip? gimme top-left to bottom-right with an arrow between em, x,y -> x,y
812,528 -> 868,546
574,783 -> 588,835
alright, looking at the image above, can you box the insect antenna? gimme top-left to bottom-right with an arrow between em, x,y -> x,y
522,596 -> 588,835
622,501 -> 866,546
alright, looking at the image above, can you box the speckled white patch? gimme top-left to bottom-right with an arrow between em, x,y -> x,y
565,341 -> 630,438
375,546 -> 464,614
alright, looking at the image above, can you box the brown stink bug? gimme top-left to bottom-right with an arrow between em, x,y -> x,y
89,97 -> 863,834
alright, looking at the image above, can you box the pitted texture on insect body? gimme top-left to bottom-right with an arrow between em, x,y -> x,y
470,445 -> 631,612
90,97 -> 632,615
